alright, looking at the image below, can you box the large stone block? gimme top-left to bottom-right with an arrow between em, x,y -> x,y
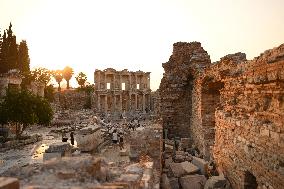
179,175 -> 207,189
76,126 -> 103,152
169,177 -> 179,189
45,142 -> 72,154
169,161 -> 199,177
0,177 -> 19,189
204,176 -> 228,189
43,152 -> 62,162
192,157 -> 209,175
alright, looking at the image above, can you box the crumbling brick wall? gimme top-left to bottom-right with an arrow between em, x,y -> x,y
159,42 -> 210,138
213,45 -> 284,188
159,42 -> 284,188
54,90 -> 94,110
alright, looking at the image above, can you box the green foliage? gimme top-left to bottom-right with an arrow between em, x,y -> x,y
32,67 -> 52,86
18,40 -> 30,73
75,72 -> 87,87
77,84 -> 94,94
21,71 -> 35,89
0,89 -> 53,133
44,84 -> 55,102
84,95 -> 92,109
52,70 -> 63,91
62,66 -> 74,89
5,23 -> 18,71
77,84 -> 94,109
0,23 -> 30,74
34,95 -> 53,125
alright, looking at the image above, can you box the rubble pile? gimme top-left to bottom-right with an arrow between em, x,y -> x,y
161,138 -> 230,189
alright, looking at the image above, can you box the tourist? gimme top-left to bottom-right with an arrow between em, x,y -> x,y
118,132 -> 124,150
62,132 -> 68,142
112,129 -> 118,146
70,131 -> 75,145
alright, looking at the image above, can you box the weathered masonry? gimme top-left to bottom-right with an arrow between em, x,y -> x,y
94,68 -> 151,113
160,42 -> 284,188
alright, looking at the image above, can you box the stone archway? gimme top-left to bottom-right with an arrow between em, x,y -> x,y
244,171 -> 258,189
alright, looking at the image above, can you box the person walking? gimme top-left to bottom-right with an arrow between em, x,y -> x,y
118,132 -> 124,150
62,131 -> 68,142
70,131 -> 75,145
112,129 -> 118,148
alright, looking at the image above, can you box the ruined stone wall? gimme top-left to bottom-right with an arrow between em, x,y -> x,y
159,42 -> 211,138
213,45 -> 284,189
54,90 -> 93,110
159,42 -> 284,188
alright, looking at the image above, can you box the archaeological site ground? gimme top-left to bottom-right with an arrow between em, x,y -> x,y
0,41 -> 283,189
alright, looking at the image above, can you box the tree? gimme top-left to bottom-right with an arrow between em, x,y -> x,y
32,67 -> 52,87
44,84 -> 55,102
75,72 -> 87,87
0,30 -> 8,73
21,71 -> 36,89
18,40 -> 30,73
62,66 -> 74,89
52,70 -> 63,91
0,89 -> 53,137
0,23 -> 18,73
6,23 -> 18,71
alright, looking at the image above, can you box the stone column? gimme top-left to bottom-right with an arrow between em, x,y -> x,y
105,95 -> 108,113
113,74 -> 115,90
119,74 -> 122,90
129,74 -> 132,90
135,94 -> 138,110
104,74 -> 107,90
142,94 -> 145,112
148,95 -> 151,112
129,93 -> 132,111
113,95 -> 116,112
97,95 -> 100,111
120,94 -> 123,112
135,74 -> 137,90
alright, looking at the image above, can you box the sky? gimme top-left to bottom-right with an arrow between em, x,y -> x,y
1,0 -> 284,90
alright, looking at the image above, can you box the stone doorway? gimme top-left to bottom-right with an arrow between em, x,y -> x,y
244,171 -> 258,189
201,78 -> 224,160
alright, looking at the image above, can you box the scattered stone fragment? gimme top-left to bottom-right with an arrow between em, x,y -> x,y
179,174 -> 207,189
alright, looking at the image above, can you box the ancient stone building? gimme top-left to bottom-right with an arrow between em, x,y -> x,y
0,71 -> 45,98
0,72 -> 22,97
160,42 -> 284,188
94,68 -> 151,114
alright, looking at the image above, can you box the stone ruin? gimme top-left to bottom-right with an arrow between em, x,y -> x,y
159,42 -> 284,188
0,71 -> 44,98
94,68 -> 152,115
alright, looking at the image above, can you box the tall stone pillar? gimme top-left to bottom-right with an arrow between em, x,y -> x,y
142,94 -> 145,112
135,94 -> 138,110
129,75 -> 132,90
113,95 -> 116,112
120,94 -> 123,112
129,94 -> 132,111
135,74 -> 137,89
97,95 -> 100,111
119,75 -> 122,90
113,75 -> 115,90
105,95 -> 108,113
104,74 -> 107,90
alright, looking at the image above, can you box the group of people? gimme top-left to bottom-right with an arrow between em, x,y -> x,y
62,131 -> 75,145
111,129 -> 124,150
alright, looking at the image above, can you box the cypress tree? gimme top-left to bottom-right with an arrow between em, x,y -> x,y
0,30 -> 9,73
18,40 -> 30,73
6,23 -> 18,71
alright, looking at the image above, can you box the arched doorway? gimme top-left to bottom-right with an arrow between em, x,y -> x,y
244,171 -> 258,189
